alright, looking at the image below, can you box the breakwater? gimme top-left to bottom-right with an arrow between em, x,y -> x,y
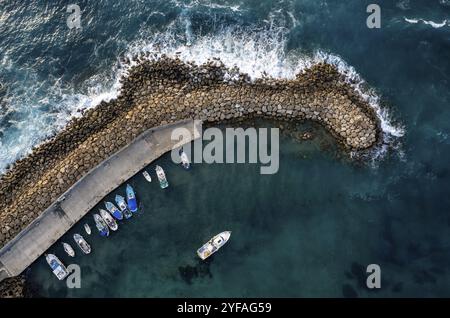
0,56 -> 380,295
0,120 -> 201,294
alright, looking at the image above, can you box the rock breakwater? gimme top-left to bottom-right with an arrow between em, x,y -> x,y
0,56 -> 380,295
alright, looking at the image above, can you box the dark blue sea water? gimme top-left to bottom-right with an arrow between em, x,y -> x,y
2,0 -> 450,297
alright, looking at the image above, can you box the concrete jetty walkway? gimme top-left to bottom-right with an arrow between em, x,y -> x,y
0,120 -> 202,282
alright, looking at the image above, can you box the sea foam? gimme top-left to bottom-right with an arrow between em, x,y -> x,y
0,8 -> 403,173
404,17 -> 448,28
121,16 -> 404,163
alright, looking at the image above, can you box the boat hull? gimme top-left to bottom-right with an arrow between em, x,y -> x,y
62,243 -> 75,257
180,151 -> 191,170
197,231 -> 231,260
156,166 -> 169,189
143,171 -> 152,182
126,184 -> 138,212
84,223 -> 91,235
46,254 -> 68,280
112,211 -> 123,220
115,195 -> 133,218
123,209 -> 133,219
106,202 -> 124,220
100,209 -> 118,231
94,214 -> 110,237
159,180 -> 169,189
74,234 -> 91,254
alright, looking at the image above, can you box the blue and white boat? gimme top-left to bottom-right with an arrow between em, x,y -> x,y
126,184 -> 138,213
94,213 -> 109,237
105,201 -> 123,220
115,194 -> 132,219
100,209 -> 118,231
45,254 -> 68,280
155,165 -> 169,189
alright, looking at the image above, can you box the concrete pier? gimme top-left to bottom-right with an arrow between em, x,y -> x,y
0,120 -> 202,281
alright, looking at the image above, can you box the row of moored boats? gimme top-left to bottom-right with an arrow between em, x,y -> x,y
46,164 -> 171,280
46,151 -> 230,281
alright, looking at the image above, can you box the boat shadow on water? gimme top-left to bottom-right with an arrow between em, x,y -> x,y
178,257 -> 213,285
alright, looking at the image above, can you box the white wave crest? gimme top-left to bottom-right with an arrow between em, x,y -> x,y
0,11 -> 404,173
0,62 -> 124,174
122,20 -> 404,161
404,17 -> 448,28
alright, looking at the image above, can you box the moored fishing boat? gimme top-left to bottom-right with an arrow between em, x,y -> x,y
179,149 -> 191,170
155,165 -> 169,189
143,170 -> 152,182
105,201 -> 123,220
94,214 -> 109,237
62,242 -> 75,257
45,254 -> 68,280
84,223 -> 91,235
73,234 -> 91,254
115,194 -> 132,219
126,184 -> 138,213
197,231 -> 231,260
100,209 -> 118,231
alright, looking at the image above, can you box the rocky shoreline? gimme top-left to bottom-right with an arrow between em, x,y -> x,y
0,56 -> 380,296
0,276 -> 26,298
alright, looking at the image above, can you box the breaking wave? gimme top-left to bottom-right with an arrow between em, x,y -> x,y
404,17 -> 449,28
121,19 -> 404,163
0,3 -> 404,173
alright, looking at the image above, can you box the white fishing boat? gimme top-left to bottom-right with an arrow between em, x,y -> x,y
143,170 -> 152,182
84,223 -> 91,235
155,165 -> 169,189
94,213 -> 109,237
197,231 -> 231,260
62,242 -> 75,257
100,209 -> 118,231
179,149 -> 190,169
73,233 -> 91,254
45,254 -> 68,280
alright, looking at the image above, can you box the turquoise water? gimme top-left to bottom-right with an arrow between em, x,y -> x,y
26,121 -> 450,297
3,0 -> 450,297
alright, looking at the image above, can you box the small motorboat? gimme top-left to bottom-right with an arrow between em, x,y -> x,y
94,214 -> 109,237
115,194 -> 132,219
105,201 -> 123,220
155,165 -> 169,189
100,209 -> 118,231
45,254 -> 68,280
197,231 -> 231,260
143,170 -> 152,182
62,242 -> 75,257
126,184 -> 138,213
84,223 -> 91,235
179,149 -> 191,170
73,233 -> 91,254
